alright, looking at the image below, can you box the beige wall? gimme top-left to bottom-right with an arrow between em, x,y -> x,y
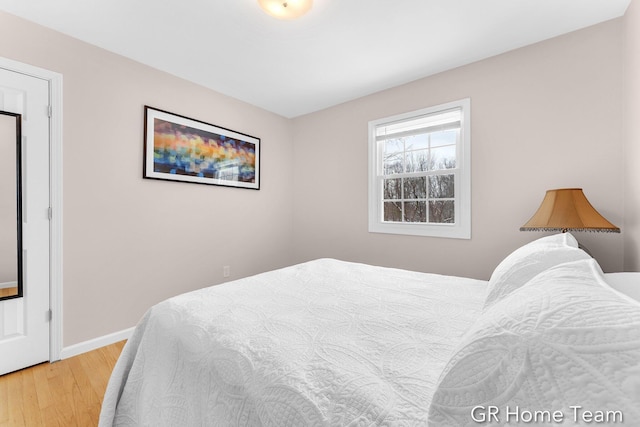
292,19 -> 625,279
624,0 -> 640,271
0,9 -> 633,347
0,12 -> 295,345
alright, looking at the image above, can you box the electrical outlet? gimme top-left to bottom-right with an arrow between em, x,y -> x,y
223,265 -> 230,278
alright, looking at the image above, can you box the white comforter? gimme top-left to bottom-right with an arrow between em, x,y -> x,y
99,259 -> 487,426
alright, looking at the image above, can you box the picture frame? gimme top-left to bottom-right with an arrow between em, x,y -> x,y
143,106 -> 260,190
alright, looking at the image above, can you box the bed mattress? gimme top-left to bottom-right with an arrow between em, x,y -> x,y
100,258 -> 487,426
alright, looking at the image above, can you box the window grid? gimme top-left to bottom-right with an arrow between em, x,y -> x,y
368,98 -> 470,239
380,173 -> 457,224
379,129 -> 459,225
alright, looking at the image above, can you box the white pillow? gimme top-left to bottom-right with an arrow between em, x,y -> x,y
428,259 -> 640,427
484,233 -> 590,310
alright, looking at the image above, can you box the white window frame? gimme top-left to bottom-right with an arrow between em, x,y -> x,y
368,98 -> 471,239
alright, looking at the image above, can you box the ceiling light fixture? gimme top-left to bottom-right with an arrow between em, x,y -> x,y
258,0 -> 313,20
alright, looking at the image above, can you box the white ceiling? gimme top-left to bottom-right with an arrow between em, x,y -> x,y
0,0 -> 631,118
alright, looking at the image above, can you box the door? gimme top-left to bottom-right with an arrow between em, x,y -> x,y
0,68 -> 51,375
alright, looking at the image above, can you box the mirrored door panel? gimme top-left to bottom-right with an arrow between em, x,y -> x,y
0,111 -> 22,301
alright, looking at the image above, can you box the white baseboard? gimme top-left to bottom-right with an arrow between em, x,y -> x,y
59,326 -> 135,360
0,281 -> 17,289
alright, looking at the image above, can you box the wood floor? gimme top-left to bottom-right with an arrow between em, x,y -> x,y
0,288 -> 19,299
0,340 -> 125,427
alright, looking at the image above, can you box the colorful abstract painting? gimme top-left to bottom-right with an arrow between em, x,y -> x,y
144,107 -> 260,189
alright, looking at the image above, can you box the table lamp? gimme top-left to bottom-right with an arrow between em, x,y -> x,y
520,188 -> 620,233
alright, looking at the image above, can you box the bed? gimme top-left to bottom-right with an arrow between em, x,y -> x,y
100,233 -> 640,426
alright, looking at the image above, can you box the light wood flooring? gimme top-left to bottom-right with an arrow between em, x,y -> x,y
0,340 -> 125,427
0,288 -> 18,299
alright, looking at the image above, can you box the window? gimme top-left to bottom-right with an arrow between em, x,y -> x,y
368,98 -> 470,239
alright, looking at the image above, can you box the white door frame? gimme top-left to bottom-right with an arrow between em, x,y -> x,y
0,56 -> 63,362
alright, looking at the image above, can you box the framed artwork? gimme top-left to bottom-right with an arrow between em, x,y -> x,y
143,106 -> 260,190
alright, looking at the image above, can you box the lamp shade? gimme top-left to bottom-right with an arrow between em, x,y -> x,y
520,188 -> 620,233
258,0 -> 313,19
